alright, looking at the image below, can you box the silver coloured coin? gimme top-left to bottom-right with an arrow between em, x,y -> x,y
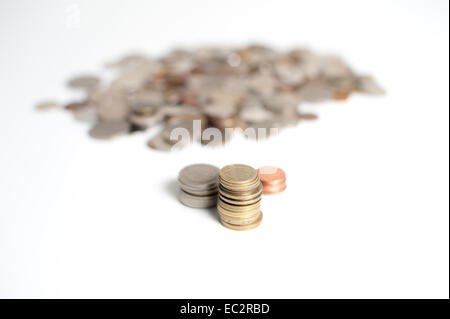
67,75 -> 100,90
97,93 -> 129,121
239,105 -> 273,124
298,82 -> 334,102
88,120 -> 130,139
178,189 -> 218,208
147,133 -> 173,152
203,103 -> 237,119
178,164 -> 220,193
129,109 -> 164,128
356,76 -> 386,95
74,106 -> 98,124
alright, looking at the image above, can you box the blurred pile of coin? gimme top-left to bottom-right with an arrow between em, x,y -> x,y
178,164 -> 219,208
217,164 -> 263,230
37,45 -> 384,150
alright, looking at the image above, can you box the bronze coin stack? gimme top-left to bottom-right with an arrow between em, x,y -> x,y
217,164 -> 263,231
257,166 -> 287,194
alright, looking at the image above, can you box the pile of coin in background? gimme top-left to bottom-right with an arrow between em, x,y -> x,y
217,164 -> 263,230
37,45 -> 384,150
177,164 -> 219,208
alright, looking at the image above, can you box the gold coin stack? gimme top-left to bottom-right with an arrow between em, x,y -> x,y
217,164 -> 263,230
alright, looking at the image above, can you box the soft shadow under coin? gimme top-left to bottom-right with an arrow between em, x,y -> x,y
165,179 -> 179,200
205,207 -> 219,222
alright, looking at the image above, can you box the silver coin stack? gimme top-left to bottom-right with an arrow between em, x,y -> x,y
177,164 -> 220,208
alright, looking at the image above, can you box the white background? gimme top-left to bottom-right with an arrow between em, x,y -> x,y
0,0 -> 448,298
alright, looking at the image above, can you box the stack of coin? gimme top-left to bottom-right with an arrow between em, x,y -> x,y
178,164 -> 220,208
217,164 -> 263,230
257,166 -> 286,194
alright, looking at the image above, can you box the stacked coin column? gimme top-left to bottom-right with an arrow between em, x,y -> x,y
217,164 -> 263,230
178,164 -> 220,208
257,166 -> 286,194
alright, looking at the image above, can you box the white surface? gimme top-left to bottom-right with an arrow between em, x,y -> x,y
0,0 -> 448,298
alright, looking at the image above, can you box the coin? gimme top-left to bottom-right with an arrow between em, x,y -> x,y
178,164 -> 219,190
218,177 -> 260,192
257,166 -> 285,184
239,105 -> 273,124
218,203 -> 260,218
67,75 -> 100,90
64,101 -> 90,111
333,90 -> 351,100
219,212 -> 261,225
97,94 -> 129,121
74,106 -> 97,123
218,193 -> 261,206
217,164 -> 263,230
129,108 -> 164,128
220,212 -> 263,231
218,184 -> 262,200
180,186 -> 218,197
177,164 -> 220,208
219,164 -> 258,185
203,103 -> 237,119
217,204 -> 260,219
147,133 -> 173,152
179,190 -> 217,209
262,183 -> 287,194
356,75 -> 386,95
40,45 -> 384,151
88,120 -> 130,139
35,100 -> 60,111
257,166 -> 287,194
218,198 -> 260,212
298,113 -> 319,121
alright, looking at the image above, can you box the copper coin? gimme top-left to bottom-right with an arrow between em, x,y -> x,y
257,166 -> 286,185
257,166 -> 286,194
333,89 -> 350,100
262,183 -> 286,194
298,113 -> 318,121
64,101 -> 90,111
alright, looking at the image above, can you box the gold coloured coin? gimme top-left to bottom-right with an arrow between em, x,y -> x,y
219,212 -> 261,225
219,174 -> 259,187
217,164 -> 263,231
218,193 -> 261,206
219,164 -> 257,185
217,203 -> 260,218
218,199 -> 261,212
220,212 -> 263,231
218,212 -> 260,225
218,185 -> 262,201
219,178 -> 260,191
